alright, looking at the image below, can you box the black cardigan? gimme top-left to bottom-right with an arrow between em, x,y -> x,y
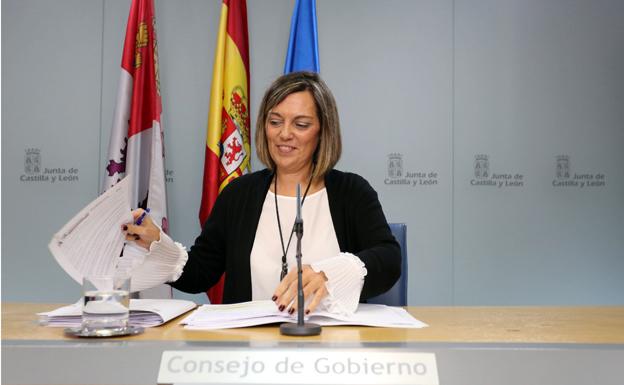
171,168 -> 401,303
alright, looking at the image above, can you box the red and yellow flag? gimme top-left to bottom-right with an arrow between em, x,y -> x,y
200,0 -> 250,304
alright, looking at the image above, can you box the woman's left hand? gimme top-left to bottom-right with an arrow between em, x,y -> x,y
272,265 -> 328,315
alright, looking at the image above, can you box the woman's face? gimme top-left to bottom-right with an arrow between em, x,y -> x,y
265,91 -> 320,176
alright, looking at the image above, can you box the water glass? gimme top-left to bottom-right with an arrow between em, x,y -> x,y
81,275 -> 130,331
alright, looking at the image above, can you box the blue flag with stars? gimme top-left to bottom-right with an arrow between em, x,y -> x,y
284,0 -> 319,73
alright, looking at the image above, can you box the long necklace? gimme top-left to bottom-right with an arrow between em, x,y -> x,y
274,169 -> 314,281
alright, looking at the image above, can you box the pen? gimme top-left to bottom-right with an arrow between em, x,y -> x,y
135,208 -> 151,226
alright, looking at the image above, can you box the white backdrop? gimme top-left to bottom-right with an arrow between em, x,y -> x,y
2,0 -> 623,304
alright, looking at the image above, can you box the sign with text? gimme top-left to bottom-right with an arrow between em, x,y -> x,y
158,350 -> 438,385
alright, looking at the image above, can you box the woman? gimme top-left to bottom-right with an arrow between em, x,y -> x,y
123,71 -> 400,315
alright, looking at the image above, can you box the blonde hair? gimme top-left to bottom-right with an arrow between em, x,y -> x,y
255,72 -> 341,179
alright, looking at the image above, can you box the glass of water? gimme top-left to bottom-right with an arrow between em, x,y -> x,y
81,275 -> 130,331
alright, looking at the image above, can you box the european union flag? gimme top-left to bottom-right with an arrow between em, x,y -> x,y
284,0 -> 319,73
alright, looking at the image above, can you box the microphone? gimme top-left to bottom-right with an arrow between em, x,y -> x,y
279,183 -> 322,336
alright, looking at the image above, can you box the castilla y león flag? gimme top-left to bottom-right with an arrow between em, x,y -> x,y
103,0 -> 168,234
200,0 -> 250,304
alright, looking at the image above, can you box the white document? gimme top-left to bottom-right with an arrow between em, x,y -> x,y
38,299 -> 196,328
48,176 -> 134,284
180,300 -> 428,330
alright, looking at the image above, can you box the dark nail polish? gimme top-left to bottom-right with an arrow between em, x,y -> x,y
134,234 -> 141,240
122,225 -> 128,231
272,295 -> 277,302
305,309 -> 310,315
279,305 -> 285,312
288,308 -> 295,315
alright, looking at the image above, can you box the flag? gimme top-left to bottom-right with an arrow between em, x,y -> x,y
200,0 -> 251,304
284,0 -> 320,73
103,0 -> 169,295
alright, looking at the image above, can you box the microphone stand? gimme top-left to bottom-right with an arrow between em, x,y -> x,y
280,184 -> 322,336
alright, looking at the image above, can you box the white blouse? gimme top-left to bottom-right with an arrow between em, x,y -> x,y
125,189 -> 367,316
250,189 -> 366,315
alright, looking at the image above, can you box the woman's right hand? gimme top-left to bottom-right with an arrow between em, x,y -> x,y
122,209 -> 161,250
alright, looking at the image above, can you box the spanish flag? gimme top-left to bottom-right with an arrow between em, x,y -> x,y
200,0 -> 250,304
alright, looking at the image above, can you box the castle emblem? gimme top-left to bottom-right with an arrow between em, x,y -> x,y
556,155 -> 570,179
24,148 -> 41,174
387,153 -> 403,178
134,21 -> 149,68
474,154 -> 489,179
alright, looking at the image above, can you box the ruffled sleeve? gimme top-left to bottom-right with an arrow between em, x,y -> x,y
310,252 -> 367,316
118,232 -> 188,292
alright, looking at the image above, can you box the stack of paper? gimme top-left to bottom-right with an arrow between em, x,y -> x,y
48,176 -> 134,284
48,175 -> 164,293
180,300 -> 428,330
38,299 -> 196,328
